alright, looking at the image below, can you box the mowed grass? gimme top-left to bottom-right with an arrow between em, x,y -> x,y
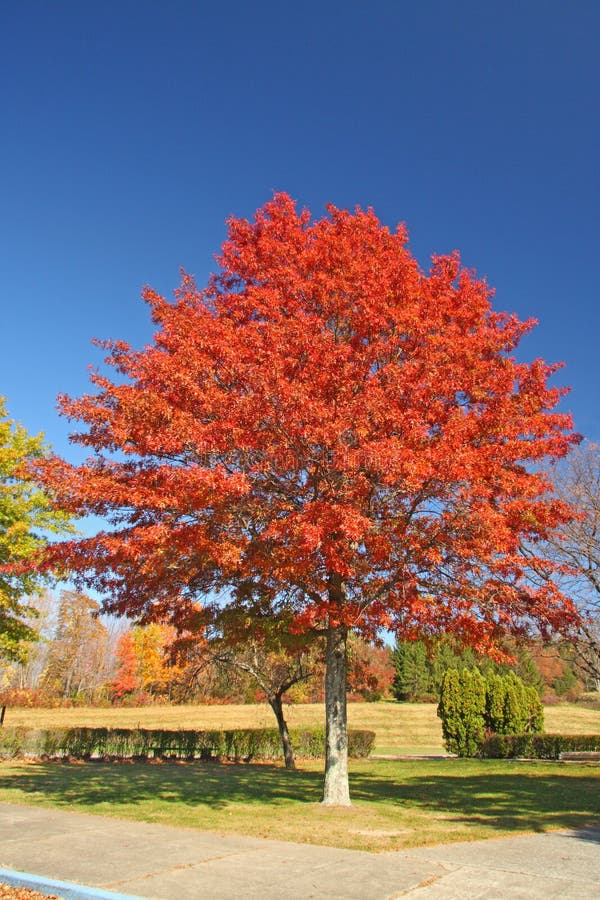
543,702 -> 600,735
5,701 -> 600,755
0,757 -> 598,851
2,701 -> 600,851
3,701 -> 444,754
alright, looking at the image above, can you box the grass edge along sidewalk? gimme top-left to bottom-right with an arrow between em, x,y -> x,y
0,756 -> 599,853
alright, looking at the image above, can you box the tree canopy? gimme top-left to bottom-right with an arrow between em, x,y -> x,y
31,194 -> 579,802
0,399 -> 72,661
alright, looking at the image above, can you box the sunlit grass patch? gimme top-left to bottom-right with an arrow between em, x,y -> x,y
0,756 -> 598,852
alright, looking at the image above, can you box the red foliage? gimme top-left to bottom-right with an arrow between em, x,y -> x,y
347,639 -> 395,700
0,688 -> 60,709
111,631 -> 140,698
32,194 -> 579,653
530,647 -> 566,685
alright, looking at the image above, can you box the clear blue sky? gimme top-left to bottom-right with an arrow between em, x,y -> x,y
2,0 -> 599,459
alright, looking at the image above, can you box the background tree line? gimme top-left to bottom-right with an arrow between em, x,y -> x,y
0,588 -> 590,708
391,636 -> 589,704
0,589 -> 395,707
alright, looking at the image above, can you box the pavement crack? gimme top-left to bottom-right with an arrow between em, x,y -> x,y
104,850 -> 259,888
105,862 -> 197,888
415,859 -> 600,887
387,870 -> 449,897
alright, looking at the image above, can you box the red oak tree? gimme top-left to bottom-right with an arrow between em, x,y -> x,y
347,636 -> 395,701
33,194 -> 578,804
111,630 -> 139,699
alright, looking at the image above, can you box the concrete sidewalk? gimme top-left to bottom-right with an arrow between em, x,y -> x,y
0,803 -> 598,899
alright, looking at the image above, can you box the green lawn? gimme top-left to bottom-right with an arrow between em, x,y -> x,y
0,757 -> 598,851
3,701 -> 599,851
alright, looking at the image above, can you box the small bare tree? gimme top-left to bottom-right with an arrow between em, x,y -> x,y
544,443 -> 600,689
175,603 -> 322,769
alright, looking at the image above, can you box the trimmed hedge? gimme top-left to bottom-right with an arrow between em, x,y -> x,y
0,726 -> 375,762
480,733 -> 600,759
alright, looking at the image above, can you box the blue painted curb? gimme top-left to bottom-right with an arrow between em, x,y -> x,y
0,867 -> 144,900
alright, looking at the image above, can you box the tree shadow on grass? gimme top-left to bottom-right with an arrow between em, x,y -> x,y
0,760 -> 323,811
348,764 -> 600,836
0,760 -> 599,839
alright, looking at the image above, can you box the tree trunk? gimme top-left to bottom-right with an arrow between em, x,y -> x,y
269,692 -> 296,770
322,623 -> 351,806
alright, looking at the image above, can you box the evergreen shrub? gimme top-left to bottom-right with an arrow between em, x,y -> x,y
437,668 -> 486,756
437,668 -> 544,756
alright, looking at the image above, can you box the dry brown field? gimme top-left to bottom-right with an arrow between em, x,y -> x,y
5,701 -> 600,755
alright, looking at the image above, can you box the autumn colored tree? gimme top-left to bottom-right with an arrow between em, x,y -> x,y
131,622 -> 182,695
346,635 -> 394,700
112,623 -> 182,699
176,604 -> 320,768
32,194 -> 578,804
0,399 -> 71,661
41,590 -> 111,700
111,630 -> 140,698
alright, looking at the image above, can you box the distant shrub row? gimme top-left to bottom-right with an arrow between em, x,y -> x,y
480,733 -> 600,759
0,726 -> 375,762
